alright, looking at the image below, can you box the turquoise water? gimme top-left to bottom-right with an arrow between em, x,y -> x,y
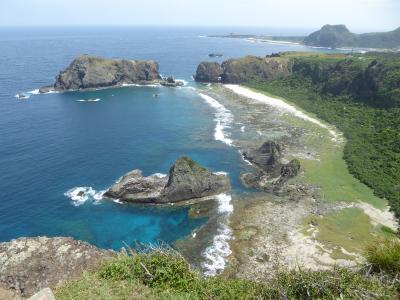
0,27 -> 344,250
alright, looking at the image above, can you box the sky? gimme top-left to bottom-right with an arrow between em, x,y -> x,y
0,0 -> 399,32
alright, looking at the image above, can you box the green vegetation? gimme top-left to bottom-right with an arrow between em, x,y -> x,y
246,52 -> 400,219
55,248 -> 398,299
366,238 -> 400,275
304,24 -> 400,49
302,208 -> 377,259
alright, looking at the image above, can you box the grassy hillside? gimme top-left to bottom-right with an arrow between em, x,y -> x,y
246,52 -> 400,218
55,246 -> 399,299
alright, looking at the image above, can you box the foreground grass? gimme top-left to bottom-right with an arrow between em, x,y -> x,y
55,248 -> 399,299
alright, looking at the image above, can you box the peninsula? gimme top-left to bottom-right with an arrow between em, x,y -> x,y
210,24 -> 400,49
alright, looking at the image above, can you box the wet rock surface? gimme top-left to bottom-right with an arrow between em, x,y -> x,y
0,237 -> 115,298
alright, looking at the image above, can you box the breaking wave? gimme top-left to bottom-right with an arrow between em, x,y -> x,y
199,93 -> 234,146
202,193 -> 234,276
64,187 -> 106,206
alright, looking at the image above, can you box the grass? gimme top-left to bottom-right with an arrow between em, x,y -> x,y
55,248 -> 399,299
302,208 -> 379,259
365,238 -> 400,275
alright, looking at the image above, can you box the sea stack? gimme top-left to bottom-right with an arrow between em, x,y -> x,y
40,55 -> 161,92
104,156 -> 231,204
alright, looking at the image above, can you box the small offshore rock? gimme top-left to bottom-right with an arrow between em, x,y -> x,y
105,156 -> 231,204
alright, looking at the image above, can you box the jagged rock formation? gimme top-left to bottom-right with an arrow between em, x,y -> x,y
195,56 -> 291,84
241,141 -> 301,192
40,55 -> 161,92
105,156 -> 231,204
195,62 -> 223,82
0,237 -> 115,298
304,24 -> 400,49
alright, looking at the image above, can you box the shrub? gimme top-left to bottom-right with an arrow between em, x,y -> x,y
365,238 -> 400,275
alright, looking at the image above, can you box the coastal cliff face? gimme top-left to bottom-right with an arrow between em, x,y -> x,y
0,237 -> 115,298
43,55 -> 161,92
105,156 -> 231,204
195,56 -> 291,84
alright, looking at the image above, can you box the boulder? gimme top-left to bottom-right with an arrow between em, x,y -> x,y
43,55 -> 161,92
280,159 -> 301,179
104,156 -> 231,204
0,237 -> 115,298
104,170 -> 168,203
194,62 -> 223,83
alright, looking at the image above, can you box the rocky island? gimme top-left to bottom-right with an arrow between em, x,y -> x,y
104,156 -> 231,204
40,55 -> 185,93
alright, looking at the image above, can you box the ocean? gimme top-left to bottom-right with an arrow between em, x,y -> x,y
0,26 -> 342,273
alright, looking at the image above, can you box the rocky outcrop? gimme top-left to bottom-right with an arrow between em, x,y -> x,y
0,237 -> 115,298
195,56 -> 291,84
160,76 -> 184,87
194,62 -> 224,82
241,141 -> 301,192
42,55 -> 161,92
104,156 -> 231,204
104,170 -> 168,203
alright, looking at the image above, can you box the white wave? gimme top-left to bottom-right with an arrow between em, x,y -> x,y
216,193 -> 233,214
202,193 -> 234,276
202,223 -> 233,276
76,98 -> 101,102
28,89 -> 40,95
199,93 -> 234,146
225,85 -> 339,141
152,173 -> 168,178
214,171 -> 228,176
240,126 -> 245,132
121,83 -> 159,88
238,150 -> 252,165
64,187 -> 106,206
198,35 -> 206,38
257,130 -> 263,136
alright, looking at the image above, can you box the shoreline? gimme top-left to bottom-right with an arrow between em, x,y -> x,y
190,83 -> 398,280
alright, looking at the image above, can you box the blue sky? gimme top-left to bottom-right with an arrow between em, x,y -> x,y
0,0 -> 399,31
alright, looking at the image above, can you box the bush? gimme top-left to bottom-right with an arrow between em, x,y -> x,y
365,238 -> 400,275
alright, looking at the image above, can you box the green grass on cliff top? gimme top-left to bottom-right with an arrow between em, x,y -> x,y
55,249 -> 398,300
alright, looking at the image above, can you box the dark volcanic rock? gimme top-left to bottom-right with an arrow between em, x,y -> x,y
241,142 -> 301,192
243,141 -> 282,174
160,76 -> 184,87
160,156 -> 231,203
0,237 -> 115,298
194,62 -> 223,82
45,55 -> 161,92
105,156 -> 231,204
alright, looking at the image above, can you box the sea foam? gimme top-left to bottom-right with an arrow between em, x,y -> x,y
199,93 -> 234,146
64,187 -> 106,206
202,193 -> 234,276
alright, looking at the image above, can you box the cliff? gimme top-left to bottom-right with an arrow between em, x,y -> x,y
40,55 -> 161,92
195,56 -> 291,84
0,237 -> 115,298
304,24 -> 400,49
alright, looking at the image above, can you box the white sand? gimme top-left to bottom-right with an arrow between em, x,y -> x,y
224,85 -> 339,140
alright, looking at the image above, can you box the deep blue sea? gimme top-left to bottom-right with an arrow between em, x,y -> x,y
0,27 -> 341,251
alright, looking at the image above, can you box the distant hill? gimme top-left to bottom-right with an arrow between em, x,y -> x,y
304,24 -> 400,49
